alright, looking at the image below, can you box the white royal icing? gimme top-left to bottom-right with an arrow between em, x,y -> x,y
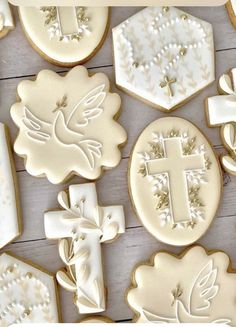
207,68 -> 236,126
0,123 -> 21,248
0,252 -> 59,325
44,183 -> 125,314
113,6 -> 215,111
231,0 -> 236,15
0,0 -> 14,31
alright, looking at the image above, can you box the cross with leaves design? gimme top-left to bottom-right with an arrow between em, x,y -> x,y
44,183 -> 125,314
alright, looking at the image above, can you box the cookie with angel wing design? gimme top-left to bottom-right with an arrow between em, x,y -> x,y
19,6 -> 109,67
112,6 -> 215,112
10,66 -> 127,184
127,246 -> 236,324
0,0 -> 14,39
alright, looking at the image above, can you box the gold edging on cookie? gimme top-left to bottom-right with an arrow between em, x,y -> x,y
11,67 -> 128,184
79,315 -> 114,323
126,244 -> 236,322
112,23 -> 216,113
0,125 -> 22,249
226,0 -> 236,29
0,251 -> 62,323
127,116 -> 223,246
0,3 -> 15,39
18,7 -> 110,68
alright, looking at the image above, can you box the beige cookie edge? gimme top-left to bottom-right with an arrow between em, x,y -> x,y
226,1 -> 236,29
18,7 -> 110,67
126,244 -> 236,322
127,116 -> 223,246
79,315 -> 114,323
11,67 -> 127,184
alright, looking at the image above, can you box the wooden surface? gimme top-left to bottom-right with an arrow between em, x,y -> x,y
1,4 -> 236,323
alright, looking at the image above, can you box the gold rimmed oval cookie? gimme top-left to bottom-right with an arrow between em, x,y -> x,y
127,246 -> 236,324
128,117 -> 222,246
19,6 -> 109,67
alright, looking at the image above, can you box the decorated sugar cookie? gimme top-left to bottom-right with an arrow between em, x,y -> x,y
128,117 -> 222,246
113,6 -> 215,112
11,66 -> 127,184
0,0 -> 14,39
80,316 -> 114,323
0,252 -> 59,325
19,6 -> 109,66
44,183 -> 125,314
226,1 -> 236,29
206,69 -> 236,176
127,246 -> 236,324
0,123 -> 21,249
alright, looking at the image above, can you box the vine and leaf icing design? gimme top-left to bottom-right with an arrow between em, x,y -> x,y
138,129 -> 211,229
45,185 -> 125,312
141,260 -> 231,324
22,84 -> 105,170
0,262 -> 55,325
40,7 -> 90,42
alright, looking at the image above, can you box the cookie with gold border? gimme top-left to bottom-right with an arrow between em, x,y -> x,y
80,316 -> 114,323
11,66 -> 127,184
0,123 -> 21,249
0,0 -> 14,39
128,117 -> 222,246
127,245 -> 236,324
0,252 -> 60,325
112,6 -> 215,112
226,1 -> 236,29
19,6 -> 109,67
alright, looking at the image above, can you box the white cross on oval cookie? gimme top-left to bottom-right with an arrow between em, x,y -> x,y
128,117 -> 222,246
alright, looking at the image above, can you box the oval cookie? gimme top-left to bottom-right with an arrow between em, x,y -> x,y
11,66 -> 127,184
127,246 -> 236,324
19,6 -> 109,66
128,117 -> 222,246
80,316 -> 114,323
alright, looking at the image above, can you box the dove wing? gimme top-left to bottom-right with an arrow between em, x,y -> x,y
141,308 -> 176,323
189,260 -> 219,314
22,106 -> 51,143
67,84 -> 106,129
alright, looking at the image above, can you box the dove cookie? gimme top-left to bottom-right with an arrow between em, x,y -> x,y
44,183 -> 125,314
19,6 -> 109,66
206,69 -> 236,176
11,66 -> 127,184
0,252 -> 60,325
0,123 -> 21,249
0,0 -> 14,39
127,245 -> 236,324
128,117 -> 222,246
112,6 -> 215,112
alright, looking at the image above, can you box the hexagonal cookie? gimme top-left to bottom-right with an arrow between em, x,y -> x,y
113,6 -> 215,112
0,252 -> 60,325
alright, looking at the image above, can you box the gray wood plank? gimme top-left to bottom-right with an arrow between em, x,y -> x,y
1,6 -> 236,79
3,215 -> 236,322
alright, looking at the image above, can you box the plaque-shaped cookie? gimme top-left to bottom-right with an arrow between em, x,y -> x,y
11,66 -> 127,184
113,6 -> 215,111
128,117 -> 222,246
127,246 -> 236,324
19,6 -> 109,66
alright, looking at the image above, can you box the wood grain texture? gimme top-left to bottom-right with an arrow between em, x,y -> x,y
0,3 -> 236,323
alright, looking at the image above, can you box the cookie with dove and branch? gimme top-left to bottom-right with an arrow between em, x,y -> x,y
10,66 -> 127,184
127,246 -> 236,325
113,6 -> 215,112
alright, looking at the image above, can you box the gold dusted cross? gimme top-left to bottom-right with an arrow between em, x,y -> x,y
160,76 -> 177,98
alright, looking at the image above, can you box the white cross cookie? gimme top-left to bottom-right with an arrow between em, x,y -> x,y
44,183 -> 125,314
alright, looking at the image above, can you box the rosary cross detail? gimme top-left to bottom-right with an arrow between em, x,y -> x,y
160,76 -> 177,98
44,183 -> 125,314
